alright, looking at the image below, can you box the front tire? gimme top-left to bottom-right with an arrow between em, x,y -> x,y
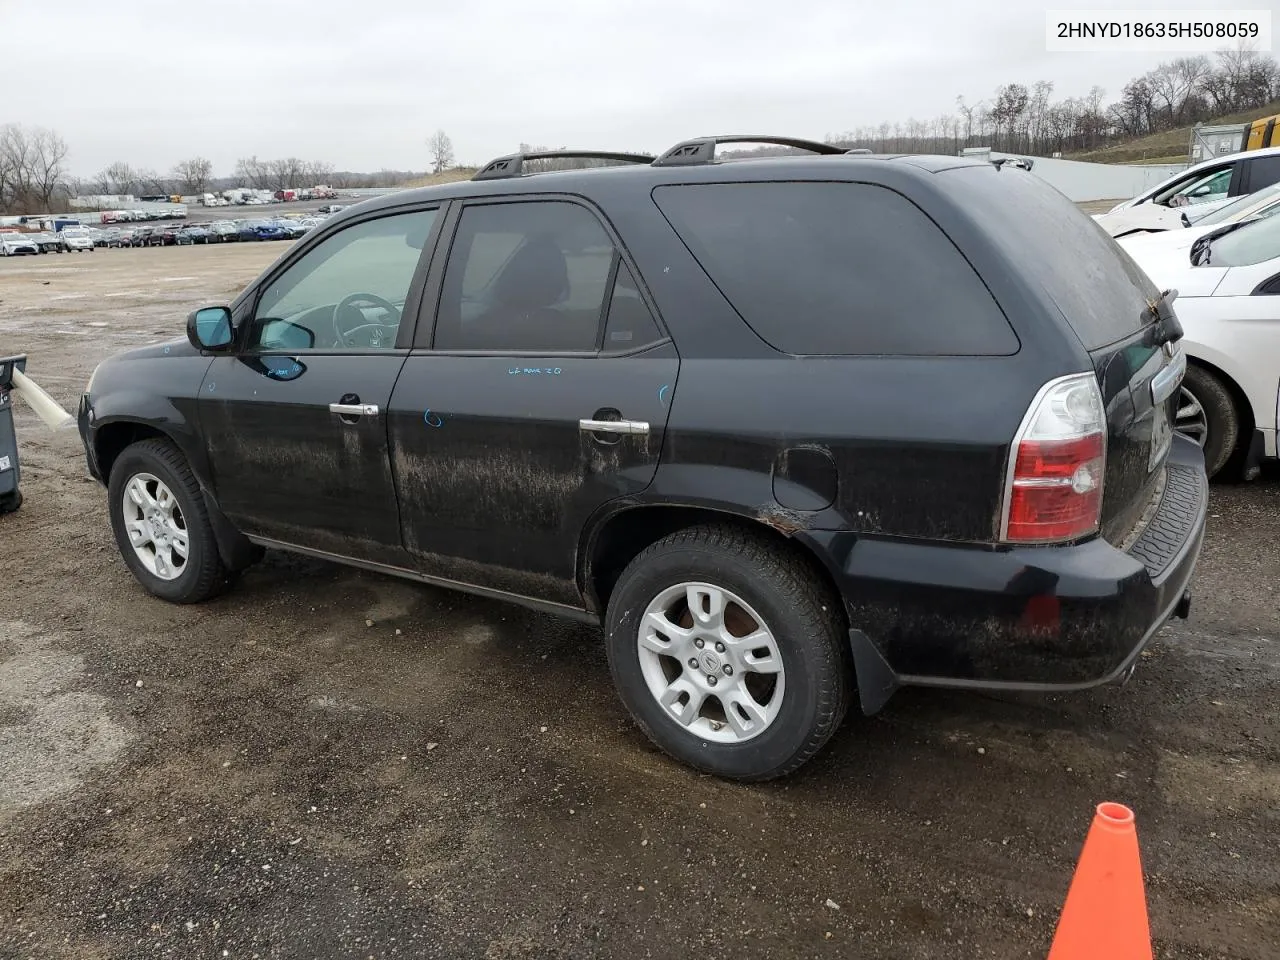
107,438 -> 232,603
604,525 -> 851,781
1177,365 -> 1240,479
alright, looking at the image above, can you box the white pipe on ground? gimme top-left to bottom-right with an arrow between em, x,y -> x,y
10,369 -> 74,430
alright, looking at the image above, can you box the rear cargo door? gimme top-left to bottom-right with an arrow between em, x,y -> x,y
1087,332 -> 1182,541
943,166 -> 1180,542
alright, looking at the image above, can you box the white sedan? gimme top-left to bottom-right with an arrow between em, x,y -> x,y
1095,146 -> 1280,238
1118,217 -> 1280,479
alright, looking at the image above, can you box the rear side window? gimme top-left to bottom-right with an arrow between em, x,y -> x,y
945,167 -> 1159,350
1245,155 -> 1280,194
433,201 -> 615,353
652,182 -> 1018,356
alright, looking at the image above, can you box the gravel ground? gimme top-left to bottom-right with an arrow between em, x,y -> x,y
0,244 -> 1276,960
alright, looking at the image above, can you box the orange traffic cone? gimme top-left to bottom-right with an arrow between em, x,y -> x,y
1047,802 -> 1153,960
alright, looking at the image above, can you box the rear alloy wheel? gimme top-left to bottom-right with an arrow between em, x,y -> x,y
605,525 -> 850,781
1177,364 -> 1239,479
636,582 -> 786,743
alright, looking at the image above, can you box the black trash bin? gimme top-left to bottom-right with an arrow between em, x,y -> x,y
0,354 -> 26,515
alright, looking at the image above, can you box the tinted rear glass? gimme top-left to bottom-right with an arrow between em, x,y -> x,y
652,182 -> 1018,356
944,166 -> 1158,350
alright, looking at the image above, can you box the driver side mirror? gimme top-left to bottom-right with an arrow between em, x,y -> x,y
187,306 -> 234,352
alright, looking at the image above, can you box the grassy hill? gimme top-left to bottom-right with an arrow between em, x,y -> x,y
1070,99 -> 1280,164
402,168 -> 478,188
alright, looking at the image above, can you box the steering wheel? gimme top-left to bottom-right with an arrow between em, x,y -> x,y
332,293 -> 401,348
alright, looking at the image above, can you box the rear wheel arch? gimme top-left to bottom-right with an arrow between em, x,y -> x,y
582,503 -> 848,629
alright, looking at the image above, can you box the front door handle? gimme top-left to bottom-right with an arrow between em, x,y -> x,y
579,418 -> 649,435
329,403 -> 379,417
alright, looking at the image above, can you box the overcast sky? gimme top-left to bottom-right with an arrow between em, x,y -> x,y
0,0 -> 1244,176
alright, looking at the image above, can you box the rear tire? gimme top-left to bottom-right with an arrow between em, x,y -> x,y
1178,365 -> 1239,479
108,438 -> 233,603
0,490 -> 21,515
604,525 -> 851,781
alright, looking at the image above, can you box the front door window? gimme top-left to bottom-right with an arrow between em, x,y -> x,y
251,210 -> 437,351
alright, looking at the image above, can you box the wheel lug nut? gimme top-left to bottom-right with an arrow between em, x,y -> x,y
694,638 -> 705,649
688,658 -> 699,669
724,665 -> 733,676
715,641 -> 725,653
707,675 -> 718,686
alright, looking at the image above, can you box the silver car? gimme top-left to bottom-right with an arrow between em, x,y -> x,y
0,233 -> 40,256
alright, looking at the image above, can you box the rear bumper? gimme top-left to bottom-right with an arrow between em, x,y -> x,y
804,435 -> 1208,712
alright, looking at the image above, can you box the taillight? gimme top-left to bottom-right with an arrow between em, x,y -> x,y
1002,373 -> 1106,544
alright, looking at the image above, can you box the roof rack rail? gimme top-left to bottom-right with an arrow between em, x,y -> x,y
653,135 -> 851,167
472,150 -> 655,181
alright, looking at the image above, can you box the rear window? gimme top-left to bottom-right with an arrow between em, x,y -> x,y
652,182 -> 1018,356
944,166 -> 1159,350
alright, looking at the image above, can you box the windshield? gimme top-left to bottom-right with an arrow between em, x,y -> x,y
1195,214 -> 1280,266
1195,183 -> 1280,227
62,228 -> 87,237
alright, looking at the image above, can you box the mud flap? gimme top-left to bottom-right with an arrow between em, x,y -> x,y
201,488 -> 262,572
848,628 -> 899,715
1241,429 -> 1265,482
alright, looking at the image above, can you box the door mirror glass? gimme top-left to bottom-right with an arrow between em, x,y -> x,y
188,306 -> 233,350
257,318 -> 316,351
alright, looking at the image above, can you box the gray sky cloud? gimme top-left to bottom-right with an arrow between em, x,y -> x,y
0,0 -> 1228,176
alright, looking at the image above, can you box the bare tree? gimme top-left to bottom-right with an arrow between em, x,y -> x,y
301,160 -> 335,185
173,156 -> 214,195
98,161 -> 139,197
428,129 -> 454,173
135,168 -> 167,195
234,156 -> 272,190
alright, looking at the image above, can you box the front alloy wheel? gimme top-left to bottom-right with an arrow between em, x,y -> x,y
638,582 -> 785,743
120,472 -> 189,580
107,438 -> 235,603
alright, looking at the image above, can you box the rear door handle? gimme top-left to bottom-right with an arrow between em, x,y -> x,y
579,418 -> 649,435
329,403 -> 379,417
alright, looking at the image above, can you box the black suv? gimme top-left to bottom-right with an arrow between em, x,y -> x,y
78,137 -> 1207,780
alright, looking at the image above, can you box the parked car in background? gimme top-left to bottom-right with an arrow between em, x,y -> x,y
269,217 -> 307,238
1095,147 -> 1280,238
60,227 -> 96,253
237,219 -> 290,241
30,232 -> 67,254
1119,214 -> 1280,479
208,221 -> 240,242
78,140 -> 1206,781
102,228 -> 134,248
1182,181 -> 1280,229
0,233 -> 40,256
177,225 -> 214,245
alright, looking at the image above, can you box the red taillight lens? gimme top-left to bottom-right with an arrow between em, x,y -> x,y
1007,435 -> 1104,542
1003,374 -> 1107,544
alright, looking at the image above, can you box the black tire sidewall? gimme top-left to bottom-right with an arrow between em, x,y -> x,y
107,445 -> 213,602
1182,365 -> 1237,478
606,541 -> 839,779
